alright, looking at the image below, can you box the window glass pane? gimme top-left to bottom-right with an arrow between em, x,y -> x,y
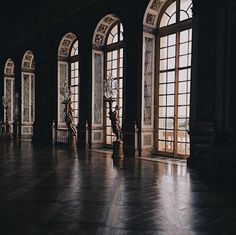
111,25 -> 118,35
112,69 -> 117,78
167,83 -> 174,94
167,95 -> 174,105
178,94 -> 187,105
160,13 -> 170,28
159,72 -> 167,83
107,52 -> 112,60
178,106 -> 187,117
159,84 -> 166,95
160,48 -> 167,59
180,0 -> 193,20
160,36 -> 167,48
180,43 -> 188,55
179,69 -> 187,81
112,51 -> 117,59
159,107 -> 166,117
113,34 -> 118,43
179,55 -> 188,67
188,54 -> 192,66
180,11 -> 189,21
159,130 -> 166,140
168,13 -> 176,25
166,2 -> 176,17
112,60 -> 117,69
178,131 -> 187,142
178,81 -> 187,94
160,59 -> 167,70
158,141 -> 166,152
166,107 -> 174,117
168,58 -> 175,69
180,30 -> 189,43
168,34 -> 176,46
168,46 -> 176,58
167,71 -> 175,82
166,118 -> 174,129
159,95 -> 166,106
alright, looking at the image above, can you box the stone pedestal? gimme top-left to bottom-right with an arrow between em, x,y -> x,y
68,134 -> 77,152
112,141 -> 124,158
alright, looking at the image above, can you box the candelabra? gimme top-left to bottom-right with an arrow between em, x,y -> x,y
60,82 -> 77,151
104,73 -> 123,158
1,96 -> 11,137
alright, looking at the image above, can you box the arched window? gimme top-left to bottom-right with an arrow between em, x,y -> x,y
21,50 -> 35,137
92,15 -> 124,147
57,33 -> 79,143
3,59 -> 15,133
142,0 -> 192,158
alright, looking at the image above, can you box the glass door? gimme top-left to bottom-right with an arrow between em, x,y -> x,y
157,29 -> 191,158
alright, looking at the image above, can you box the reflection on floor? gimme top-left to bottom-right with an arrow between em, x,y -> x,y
0,140 -> 236,234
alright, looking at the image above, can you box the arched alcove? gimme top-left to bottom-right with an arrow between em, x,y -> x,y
91,14 -> 124,147
21,50 -> 35,137
57,32 -> 79,143
3,58 -> 15,132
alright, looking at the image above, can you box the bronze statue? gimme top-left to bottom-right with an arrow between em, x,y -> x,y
62,99 -> 77,138
108,100 -> 123,142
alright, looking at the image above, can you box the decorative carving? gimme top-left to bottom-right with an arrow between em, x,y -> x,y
104,16 -> 114,24
150,0 -> 162,11
94,53 -> 103,125
143,37 -> 154,126
22,51 -> 34,69
4,59 -> 14,75
144,134 -> 152,146
146,13 -> 156,25
95,34 -> 104,44
98,24 -> 108,34
58,33 -> 77,57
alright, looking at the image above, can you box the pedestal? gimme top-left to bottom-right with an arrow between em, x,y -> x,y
112,141 -> 124,158
68,134 -> 77,152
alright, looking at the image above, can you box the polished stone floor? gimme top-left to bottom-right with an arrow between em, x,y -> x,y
0,140 -> 236,234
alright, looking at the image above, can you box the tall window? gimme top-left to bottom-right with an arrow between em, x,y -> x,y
3,59 -> 15,132
157,0 -> 192,157
105,22 -> 124,145
69,40 -> 79,124
142,0 -> 192,158
92,15 -> 124,147
57,33 -> 79,143
21,51 -> 35,137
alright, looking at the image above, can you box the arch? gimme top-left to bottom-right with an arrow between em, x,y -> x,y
143,0 -> 167,29
22,50 -> 35,70
57,32 -> 79,144
3,58 -> 15,131
4,58 -> 14,76
58,32 -> 77,57
91,14 -> 124,146
21,50 -> 35,137
93,14 -> 121,47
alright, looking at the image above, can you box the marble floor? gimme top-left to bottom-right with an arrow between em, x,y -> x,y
0,140 -> 236,234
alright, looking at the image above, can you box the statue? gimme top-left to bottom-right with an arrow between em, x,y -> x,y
60,83 -> 77,152
1,96 -> 11,136
62,99 -> 77,138
108,100 -> 123,142
104,74 -> 124,157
